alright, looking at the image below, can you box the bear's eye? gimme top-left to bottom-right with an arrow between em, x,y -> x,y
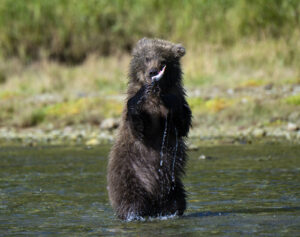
145,57 -> 151,63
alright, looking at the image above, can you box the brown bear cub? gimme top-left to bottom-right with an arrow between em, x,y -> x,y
107,38 -> 192,220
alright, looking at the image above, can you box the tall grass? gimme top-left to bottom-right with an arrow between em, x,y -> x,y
0,0 -> 299,63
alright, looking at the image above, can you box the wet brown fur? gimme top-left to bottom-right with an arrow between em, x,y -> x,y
107,38 -> 192,220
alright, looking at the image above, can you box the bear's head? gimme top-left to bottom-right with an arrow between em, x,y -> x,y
129,38 -> 185,89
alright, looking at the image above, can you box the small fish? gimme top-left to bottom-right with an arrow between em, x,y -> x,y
151,65 -> 166,82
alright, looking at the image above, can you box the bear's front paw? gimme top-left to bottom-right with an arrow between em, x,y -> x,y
145,82 -> 160,97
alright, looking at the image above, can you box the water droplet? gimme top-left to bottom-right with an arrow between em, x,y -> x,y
171,127 -> 178,184
160,116 -> 168,162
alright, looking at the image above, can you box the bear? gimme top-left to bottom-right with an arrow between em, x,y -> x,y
107,38 -> 192,220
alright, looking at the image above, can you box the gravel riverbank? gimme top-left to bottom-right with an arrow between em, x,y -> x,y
1,122 -> 299,148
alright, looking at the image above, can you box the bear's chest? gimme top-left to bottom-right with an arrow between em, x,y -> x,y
143,96 -> 168,133
143,96 -> 168,117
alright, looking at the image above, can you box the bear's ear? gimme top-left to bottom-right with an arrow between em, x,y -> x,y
133,38 -> 149,55
136,37 -> 150,47
173,44 -> 186,58
137,37 -> 148,44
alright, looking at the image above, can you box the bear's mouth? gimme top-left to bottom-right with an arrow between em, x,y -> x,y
151,65 -> 166,82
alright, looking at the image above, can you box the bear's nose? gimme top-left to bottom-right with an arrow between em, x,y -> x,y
149,68 -> 159,77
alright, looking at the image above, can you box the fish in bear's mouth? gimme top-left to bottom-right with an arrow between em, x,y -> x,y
151,65 -> 166,82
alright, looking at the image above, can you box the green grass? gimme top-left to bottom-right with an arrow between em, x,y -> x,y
0,95 -> 123,128
284,95 -> 300,105
0,0 -> 299,63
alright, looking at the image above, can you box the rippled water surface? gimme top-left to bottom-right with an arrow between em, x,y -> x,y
1,144 -> 300,236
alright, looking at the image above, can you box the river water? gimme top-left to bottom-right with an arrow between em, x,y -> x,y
1,144 -> 299,236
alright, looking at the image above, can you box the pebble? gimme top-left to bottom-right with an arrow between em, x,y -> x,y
187,143 -> 199,150
198,154 -> 215,160
252,128 -> 266,138
100,118 -> 119,130
287,122 -> 299,131
264,83 -> 273,90
85,138 -> 100,146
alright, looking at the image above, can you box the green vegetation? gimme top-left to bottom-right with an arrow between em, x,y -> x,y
0,0 -> 299,63
285,95 -> 300,106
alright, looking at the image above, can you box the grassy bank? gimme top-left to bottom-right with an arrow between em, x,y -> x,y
0,39 -> 299,145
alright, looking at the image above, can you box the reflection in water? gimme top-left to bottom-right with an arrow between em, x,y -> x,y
0,144 -> 300,235
186,206 -> 300,218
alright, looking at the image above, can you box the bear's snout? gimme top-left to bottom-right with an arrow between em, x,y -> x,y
149,68 -> 159,77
